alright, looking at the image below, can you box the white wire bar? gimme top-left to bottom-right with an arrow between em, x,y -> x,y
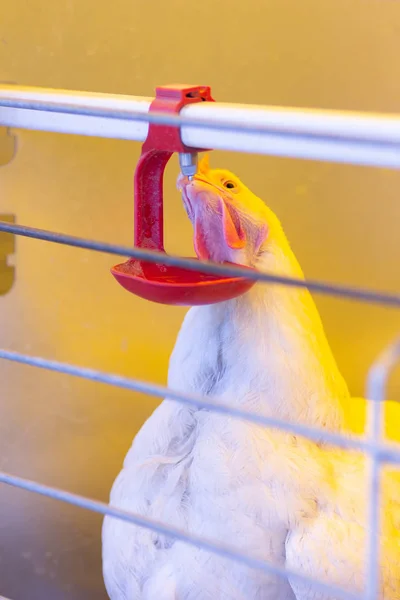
1,220 -> 400,309
1,84 -> 400,168
0,342 -> 399,599
1,345 -> 398,600
365,339 -> 400,600
0,348 -> 399,465
0,470 -> 358,600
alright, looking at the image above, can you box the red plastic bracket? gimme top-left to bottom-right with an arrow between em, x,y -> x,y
142,84 -> 214,153
111,84 -> 255,306
134,85 -> 215,251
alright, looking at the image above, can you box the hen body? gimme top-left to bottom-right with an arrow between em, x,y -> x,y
102,157 -> 399,599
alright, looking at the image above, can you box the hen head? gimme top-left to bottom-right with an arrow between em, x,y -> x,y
177,154 -> 280,268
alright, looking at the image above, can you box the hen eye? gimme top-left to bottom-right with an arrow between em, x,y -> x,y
224,180 -> 236,189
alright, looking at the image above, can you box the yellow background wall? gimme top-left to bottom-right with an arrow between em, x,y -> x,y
1,0 -> 400,597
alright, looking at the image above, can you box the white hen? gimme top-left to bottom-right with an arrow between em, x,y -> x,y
102,155 -> 367,600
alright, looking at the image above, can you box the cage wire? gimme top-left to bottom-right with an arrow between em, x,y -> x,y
1,86 -> 400,600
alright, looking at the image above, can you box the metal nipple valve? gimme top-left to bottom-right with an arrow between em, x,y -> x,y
179,152 -> 198,180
